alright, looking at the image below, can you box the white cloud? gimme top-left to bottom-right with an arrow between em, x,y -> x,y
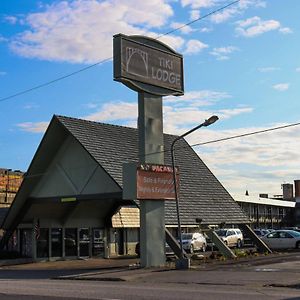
272,83 -> 290,91
194,122 -> 300,195
17,122 -> 49,133
217,107 -> 253,119
279,27 -> 293,34
23,103 -> 40,110
200,27 -> 212,33
9,0 -> 179,63
17,89 -> 249,137
235,16 -> 290,38
83,101 -> 138,123
170,22 -> 194,34
165,90 -> 231,106
210,46 -> 239,60
184,39 -> 208,55
4,15 -> 18,24
190,10 -> 200,21
210,0 -> 266,24
181,0 -> 216,9
257,67 -> 280,73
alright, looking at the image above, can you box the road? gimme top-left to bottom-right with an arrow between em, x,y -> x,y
0,253 -> 299,300
0,276 -> 299,300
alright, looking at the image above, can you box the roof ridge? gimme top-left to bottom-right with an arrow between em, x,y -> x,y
55,114 -> 137,132
54,114 -> 179,138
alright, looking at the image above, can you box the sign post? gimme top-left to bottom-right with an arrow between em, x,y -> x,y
114,34 -> 184,267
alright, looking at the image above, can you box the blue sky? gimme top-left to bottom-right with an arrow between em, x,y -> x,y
0,0 -> 300,196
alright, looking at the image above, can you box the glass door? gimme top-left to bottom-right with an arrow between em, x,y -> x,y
92,228 -> 104,257
79,228 -> 90,257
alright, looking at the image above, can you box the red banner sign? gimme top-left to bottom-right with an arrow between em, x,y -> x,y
136,164 -> 179,200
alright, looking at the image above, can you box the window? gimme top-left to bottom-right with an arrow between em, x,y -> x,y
279,232 -> 293,239
51,228 -> 62,257
267,232 -> 280,239
65,228 -> 77,256
37,228 -> 49,258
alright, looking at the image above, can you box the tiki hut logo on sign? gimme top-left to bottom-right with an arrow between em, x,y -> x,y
126,47 -> 149,78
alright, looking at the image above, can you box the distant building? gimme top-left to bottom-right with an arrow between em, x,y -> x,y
0,169 -> 24,207
234,182 -> 299,229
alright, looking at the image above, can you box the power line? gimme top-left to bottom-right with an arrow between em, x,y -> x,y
157,0 -> 239,39
134,120 -> 300,160
0,59 -> 111,103
193,121 -> 300,147
5,119 -> 300,183
0,0 -> 240,103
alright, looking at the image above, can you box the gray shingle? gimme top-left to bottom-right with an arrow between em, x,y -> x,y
56,115 -> 249,225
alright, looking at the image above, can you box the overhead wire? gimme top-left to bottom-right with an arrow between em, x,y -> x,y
0,58 -> 111,103
133,120 -> 300,160
0,0 -> 240,103
3,119 -> 300,184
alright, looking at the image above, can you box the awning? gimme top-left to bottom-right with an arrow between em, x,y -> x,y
112,206 -> 140,228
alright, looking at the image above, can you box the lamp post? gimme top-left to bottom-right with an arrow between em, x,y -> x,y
170,115 -> 219,266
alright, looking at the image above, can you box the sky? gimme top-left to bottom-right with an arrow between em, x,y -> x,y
0,0 -> 300,197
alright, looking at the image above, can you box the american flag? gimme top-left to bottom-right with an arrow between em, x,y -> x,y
34,219 -> 40,240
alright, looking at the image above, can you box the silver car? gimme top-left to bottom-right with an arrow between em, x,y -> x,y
261,230 -> 300,249
181,232 -> 207,253
215,228 -> 244,248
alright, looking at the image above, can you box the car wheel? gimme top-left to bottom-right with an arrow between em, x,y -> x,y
190,244 -> 194,254
296,241 -> 300,249
237,239 -> 242,249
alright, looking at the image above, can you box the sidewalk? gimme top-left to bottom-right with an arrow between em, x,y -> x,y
52,252 -> 300,291
1,251 -> 300,289
54,252 -> 300,284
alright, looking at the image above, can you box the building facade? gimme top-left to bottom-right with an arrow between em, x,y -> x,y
1,115 -> 249,261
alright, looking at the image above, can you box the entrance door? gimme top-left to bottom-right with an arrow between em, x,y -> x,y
92,228 -> 105,257
117,229 -> 124,255
20,229 -> 32,258
79,228 -> 90,257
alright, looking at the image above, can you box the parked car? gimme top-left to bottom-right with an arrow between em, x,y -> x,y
181,232 -> 207,254
215,228 -> 244,248
261,230 -> 300,249
282,227 -> 300,233
253,229 -> 269,237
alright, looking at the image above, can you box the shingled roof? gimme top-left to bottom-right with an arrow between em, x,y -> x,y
56,115 -> 249,225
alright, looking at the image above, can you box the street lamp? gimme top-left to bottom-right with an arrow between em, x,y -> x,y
170,115 -> 219,267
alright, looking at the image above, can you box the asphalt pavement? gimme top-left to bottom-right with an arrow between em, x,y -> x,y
0,252 -> 300,299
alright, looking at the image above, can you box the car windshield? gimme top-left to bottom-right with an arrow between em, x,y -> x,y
181,234 -> 193,240
289,230 -> 300,237
215,230 -> 227,237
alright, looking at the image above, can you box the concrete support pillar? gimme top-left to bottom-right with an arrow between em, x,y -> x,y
138,92 -> 165,267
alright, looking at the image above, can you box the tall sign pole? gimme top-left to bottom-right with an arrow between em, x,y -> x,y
138,92 -> 165,266
114,34 -> 184,267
